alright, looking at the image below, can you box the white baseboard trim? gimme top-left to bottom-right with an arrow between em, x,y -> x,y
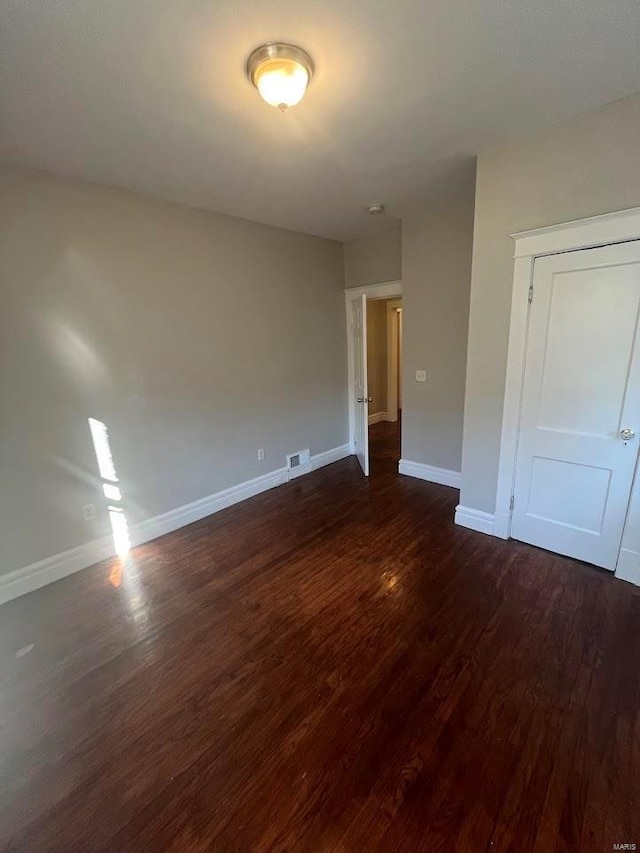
0,443 -> 353,606
0,535 -> 118,607
311,443 -> 352,470
454,504 -> 496,536
615,548 -> 640,587
398,459 -> 461,489
368,411 -> 389,426
132,467 -> 292,544
288,443 -> 352,480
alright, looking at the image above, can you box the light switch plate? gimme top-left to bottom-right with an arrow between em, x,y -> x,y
416,370 -> 427,383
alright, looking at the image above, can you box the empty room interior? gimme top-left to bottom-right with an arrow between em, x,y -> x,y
1,2 -> 640,850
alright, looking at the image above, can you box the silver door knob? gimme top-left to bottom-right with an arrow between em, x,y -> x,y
620,428 -> 636,441
357,397 -> 364,403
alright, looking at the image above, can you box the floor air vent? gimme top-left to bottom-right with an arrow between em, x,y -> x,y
287,449 -> 311,477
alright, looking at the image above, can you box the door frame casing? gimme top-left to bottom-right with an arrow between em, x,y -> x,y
493,206 -> 640,547
386,300 -> 402,422
345,280 -> 402,454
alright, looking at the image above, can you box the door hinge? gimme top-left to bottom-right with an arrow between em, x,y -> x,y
528,284 -> 534,304
509,495 -> 515,511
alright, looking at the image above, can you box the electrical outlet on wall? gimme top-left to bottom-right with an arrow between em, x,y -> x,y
415,370 -> 427,382
83,503 -> 96,521
257,448 -> 265,461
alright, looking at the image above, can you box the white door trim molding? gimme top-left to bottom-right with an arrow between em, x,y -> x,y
493,253 -> 536,541
345,280 -> 402,453
345,280 -> 403,301
616,549 -> 640,587
399,459 -> 461,489
490,207 -> 640,583
512,206 -> 640,259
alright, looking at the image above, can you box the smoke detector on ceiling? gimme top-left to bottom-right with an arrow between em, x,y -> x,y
366,203 -> 385,215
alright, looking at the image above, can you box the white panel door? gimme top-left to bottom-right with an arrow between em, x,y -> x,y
512,241 -> 640,570
352,294 -> 369,476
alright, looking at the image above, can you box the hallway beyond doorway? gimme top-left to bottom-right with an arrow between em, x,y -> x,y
369,417 -> 401,476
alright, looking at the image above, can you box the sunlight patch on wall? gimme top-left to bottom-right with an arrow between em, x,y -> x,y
88,417 -> 118,482
103,483 -> 122,502
88,417 -> 131,557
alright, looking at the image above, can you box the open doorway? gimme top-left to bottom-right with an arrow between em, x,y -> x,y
366,298 -> 402,425
345,280 -> 403,478
367,298 -> 402,472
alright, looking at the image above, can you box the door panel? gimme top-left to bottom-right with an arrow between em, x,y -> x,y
512,242 -> 640,570
352,294 -> 369,476
536,266 -> 640,437
526,456 -> 611,533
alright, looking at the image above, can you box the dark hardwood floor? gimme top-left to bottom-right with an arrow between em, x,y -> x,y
1,420 -> 638,852
369,415 -> 402,472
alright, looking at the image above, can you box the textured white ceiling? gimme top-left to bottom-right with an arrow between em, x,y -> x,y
1,0 -> 639,240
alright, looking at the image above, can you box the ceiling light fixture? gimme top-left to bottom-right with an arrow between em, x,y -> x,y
367,203 -> 385,215
246,42 -> 314,111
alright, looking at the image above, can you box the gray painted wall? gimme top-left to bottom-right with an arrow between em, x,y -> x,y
461,92 -> 640,514
343,228 -> 401,289
344,194 -> 475,473
401,187 -> 476,472
0,167 -> 347,575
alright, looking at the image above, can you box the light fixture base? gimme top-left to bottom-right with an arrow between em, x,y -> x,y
246,42 -> 315,88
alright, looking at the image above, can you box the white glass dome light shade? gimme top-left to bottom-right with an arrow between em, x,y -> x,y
255,58 -> 309,109
246,43 -> 315,111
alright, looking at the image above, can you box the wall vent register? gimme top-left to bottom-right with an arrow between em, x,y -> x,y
287,449 -> 311,470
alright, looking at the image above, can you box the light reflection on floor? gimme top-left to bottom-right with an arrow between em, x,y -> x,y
109,561 -> 124,588
107,554 -> 150,628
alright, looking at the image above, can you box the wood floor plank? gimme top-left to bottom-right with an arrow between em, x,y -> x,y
0,421 -> 638,852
